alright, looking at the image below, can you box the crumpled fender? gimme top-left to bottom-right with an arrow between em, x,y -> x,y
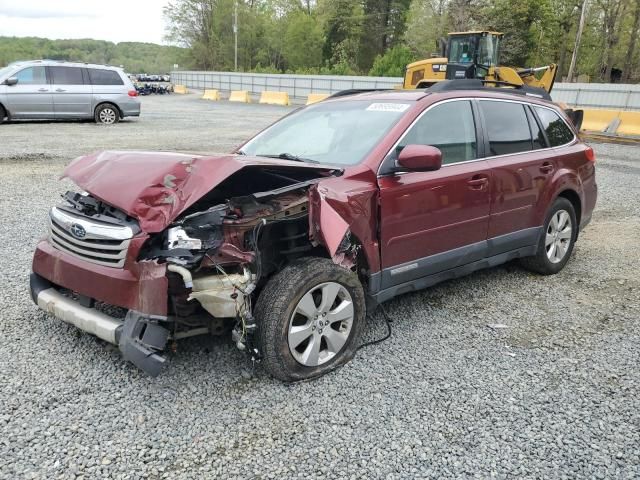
308,166 -> 381,273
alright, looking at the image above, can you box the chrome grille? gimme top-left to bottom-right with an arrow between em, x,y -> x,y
48,207 -> 134,268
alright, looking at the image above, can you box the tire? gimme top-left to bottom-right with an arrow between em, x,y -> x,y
94,103 -> 120,124
520,197 -> 577,275
0,105 -> 6,124
254,257 -> 366,382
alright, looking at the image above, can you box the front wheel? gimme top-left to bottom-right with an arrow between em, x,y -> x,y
520,197 -> 577,275
95,104 -> 120,124
254,257 -> 366,382
0,105 -> 6,124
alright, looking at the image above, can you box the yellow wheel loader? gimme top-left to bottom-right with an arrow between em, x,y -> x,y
403,31 -> 558,94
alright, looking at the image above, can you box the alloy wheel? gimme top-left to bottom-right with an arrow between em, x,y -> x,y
287,282 -> 354,367
99,108 -> 117,124
545,209 -> 573,263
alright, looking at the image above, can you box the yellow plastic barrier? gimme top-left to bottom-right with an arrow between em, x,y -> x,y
616,111 -> 640,136
580,109 -> 620,132
174,84 -> 188,94
229,90 -> 251,103
259,91 -> 290,106
306,93 -> 330,105
202,89 -> 220,101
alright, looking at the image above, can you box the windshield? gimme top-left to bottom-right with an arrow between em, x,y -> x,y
448,35 -> 478,64
240,100 -> 412,166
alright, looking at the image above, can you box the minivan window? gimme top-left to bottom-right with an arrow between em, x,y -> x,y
398,100 -> 477,165
480,101 -> 532,156
50,66 -> 85,85
15,66 -> 47,85
88,69 -> 124,85
534,107 -> 574,147
526,107 -> 546,149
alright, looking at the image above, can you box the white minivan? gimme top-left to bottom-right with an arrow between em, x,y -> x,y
0,60 -> 141,124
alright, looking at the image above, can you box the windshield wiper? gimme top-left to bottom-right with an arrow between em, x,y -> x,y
256,152 -> 318,163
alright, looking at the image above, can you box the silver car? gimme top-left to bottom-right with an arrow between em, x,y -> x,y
0,60 -> 141,124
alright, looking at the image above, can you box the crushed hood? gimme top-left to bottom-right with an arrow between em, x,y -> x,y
63,151 -> 334,233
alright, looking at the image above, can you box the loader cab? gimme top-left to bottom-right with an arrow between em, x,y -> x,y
445,31 -> 502,80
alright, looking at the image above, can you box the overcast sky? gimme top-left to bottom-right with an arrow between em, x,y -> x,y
0,0 -> 173,44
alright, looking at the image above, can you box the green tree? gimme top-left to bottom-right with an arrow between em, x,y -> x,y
357,0 -> 412,71
369,44 -> 415,76
283,11 -> 324,70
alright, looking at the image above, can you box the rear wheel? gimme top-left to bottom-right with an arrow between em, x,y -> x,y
520,197 -> 577,275
254,257 -> 366,382
95,103 -> 120,124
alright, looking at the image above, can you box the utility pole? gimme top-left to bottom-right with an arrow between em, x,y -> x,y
567,0 -> 588,83
233,1 -> 238,72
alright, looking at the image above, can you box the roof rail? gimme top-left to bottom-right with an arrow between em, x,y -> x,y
427,80 -> 552,101
329,88 -> 392,99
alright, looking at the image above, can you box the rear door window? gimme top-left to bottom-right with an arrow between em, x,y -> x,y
480,101 -> 532,156
398,100 -> 477,165
534,107 -> 575,147
88,69 -> 124,85
50,67 -> 85,85
15,66 -> 47,85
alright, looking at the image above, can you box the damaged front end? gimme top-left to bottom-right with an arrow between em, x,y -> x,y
31,151 -> 363,376
139,176 -> 321,366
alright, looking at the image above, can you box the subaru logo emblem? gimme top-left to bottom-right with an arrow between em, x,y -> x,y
70,223 -> 86,239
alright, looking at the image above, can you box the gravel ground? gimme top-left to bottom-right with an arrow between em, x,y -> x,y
1,94 -> 639,479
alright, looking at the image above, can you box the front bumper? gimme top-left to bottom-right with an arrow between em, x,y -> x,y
30,273 -> 122,344
30,271 -> 171,377
32,239 -> 168,316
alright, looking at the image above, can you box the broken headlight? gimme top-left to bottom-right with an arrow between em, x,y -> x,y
166,227 -> 202,250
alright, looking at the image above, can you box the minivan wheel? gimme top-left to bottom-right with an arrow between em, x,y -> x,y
520,197 -> 577,275
95,104 -> 120,124
254,257 -> 366,382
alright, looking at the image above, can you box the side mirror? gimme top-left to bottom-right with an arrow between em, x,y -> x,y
4,77 -> 18,86
396,144 -> 442,172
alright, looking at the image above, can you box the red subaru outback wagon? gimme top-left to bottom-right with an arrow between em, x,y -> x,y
30,83 -> 597,381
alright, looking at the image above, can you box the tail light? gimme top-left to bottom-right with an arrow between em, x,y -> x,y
128,90 -> 138,97
585,146 -> 596,163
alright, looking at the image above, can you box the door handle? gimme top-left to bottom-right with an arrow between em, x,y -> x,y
38,88 -> 48,92
540,162 -> 554,174
55,88 -> 67,92
467,175 -> 489,189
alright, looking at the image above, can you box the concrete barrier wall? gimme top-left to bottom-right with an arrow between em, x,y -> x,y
171,71 -> 402,100
171,70 -> 640,111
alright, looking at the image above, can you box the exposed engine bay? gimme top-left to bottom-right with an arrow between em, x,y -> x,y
71,164 -> 355,365
33,152 -> 373,376
138,167 -> 330,356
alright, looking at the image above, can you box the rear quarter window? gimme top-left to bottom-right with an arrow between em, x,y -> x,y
88,69 -> 124,86
534,107 -> 575,147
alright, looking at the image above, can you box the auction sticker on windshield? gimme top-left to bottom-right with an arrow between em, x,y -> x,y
366,103 -> 411,112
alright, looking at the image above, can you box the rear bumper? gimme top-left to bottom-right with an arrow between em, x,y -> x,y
119,99 -> 141,117
30,272 -> 170,376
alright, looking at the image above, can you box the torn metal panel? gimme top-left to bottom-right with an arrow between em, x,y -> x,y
202,243 -> 255,267
308,166 -> 381,273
